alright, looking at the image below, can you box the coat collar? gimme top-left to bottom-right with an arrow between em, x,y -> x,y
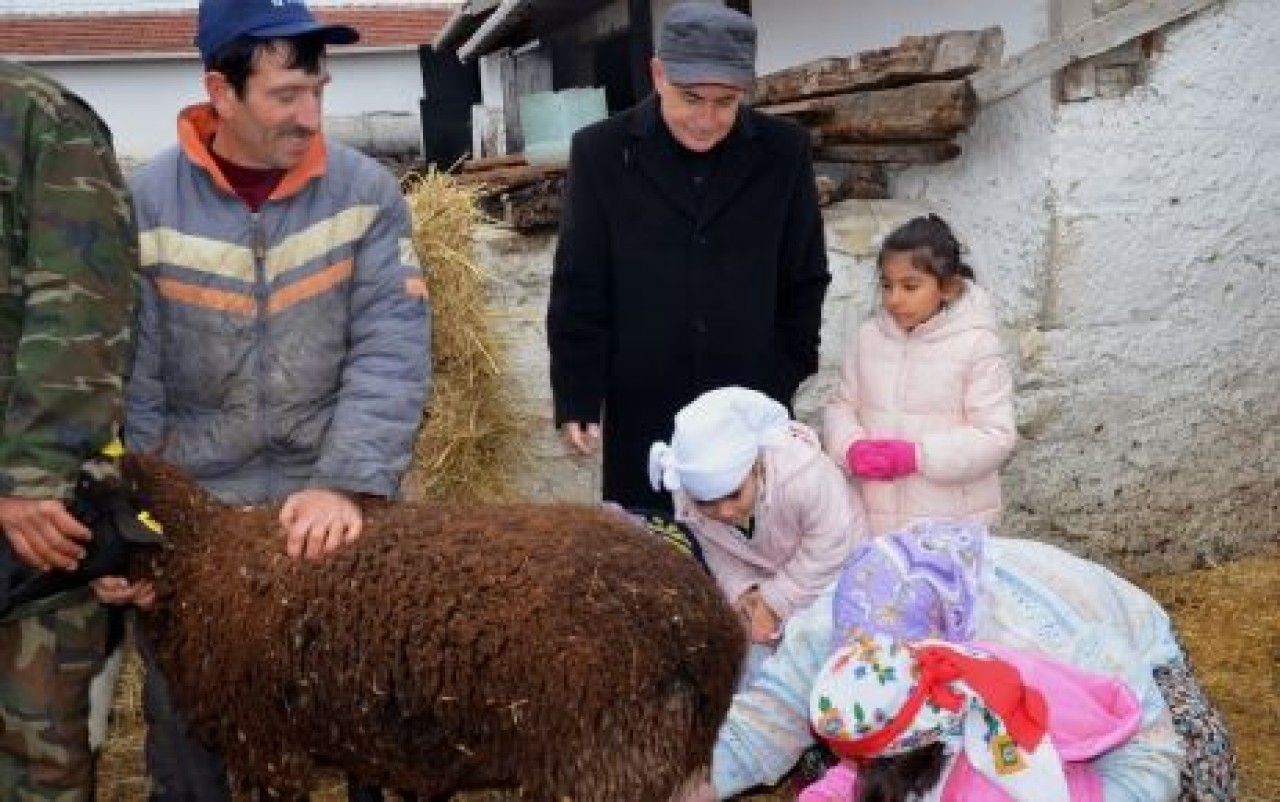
626,95 -> 761,226
177,103 -> 327,203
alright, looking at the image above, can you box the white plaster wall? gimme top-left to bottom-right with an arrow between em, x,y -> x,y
474,0 -> 1278,573
749,0 -> 1048,74
37,51 -> 424,159
1010,0 -> 1280,568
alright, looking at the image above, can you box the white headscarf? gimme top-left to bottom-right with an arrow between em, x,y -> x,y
649,387 -> 790,502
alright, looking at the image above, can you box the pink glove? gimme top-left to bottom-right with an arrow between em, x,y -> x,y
846,439 -> 918,480
798,761 -> 859,802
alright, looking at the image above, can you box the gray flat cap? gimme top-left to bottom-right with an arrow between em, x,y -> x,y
657,2 -> 757,90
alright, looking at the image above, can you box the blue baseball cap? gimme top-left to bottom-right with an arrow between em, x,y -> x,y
196,0 -> 360,64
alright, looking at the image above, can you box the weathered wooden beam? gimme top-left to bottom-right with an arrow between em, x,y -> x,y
451,162 -> 566,191
844,164 -> 890,200
754,97 -> 838,120
460,153 -> 528,173
815,141 -> 962,165
753,28 -> 1003,106
478,177 -> 564,232
973,0 -> 1222,105
811,80 -> 977,144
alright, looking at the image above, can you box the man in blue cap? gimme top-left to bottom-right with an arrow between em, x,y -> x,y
117,0 -> 432,800
547,2 -> 830,515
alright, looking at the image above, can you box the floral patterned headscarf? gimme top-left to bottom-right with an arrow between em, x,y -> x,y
810,632 -> 1070,802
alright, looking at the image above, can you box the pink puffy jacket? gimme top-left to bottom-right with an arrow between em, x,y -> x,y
674,423 -> 869,622
823,281 -> 1015,535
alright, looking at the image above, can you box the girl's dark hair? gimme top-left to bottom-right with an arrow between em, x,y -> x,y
205,34 -> 327,98
878,214 -> 975,282
856,744 -> 949,802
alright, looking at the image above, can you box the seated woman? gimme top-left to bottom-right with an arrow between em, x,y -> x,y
803,632 -> 1148,802
648,386 -> 868,652
705,520 -> 1236,802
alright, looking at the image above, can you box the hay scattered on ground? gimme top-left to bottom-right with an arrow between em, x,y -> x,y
399,170 -> 526,503
1141,553 -> 1280,802
96,645 -> 146,802
98,554 -> 1280,801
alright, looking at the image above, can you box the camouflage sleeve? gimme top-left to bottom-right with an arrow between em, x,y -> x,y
0,88 -> 137,500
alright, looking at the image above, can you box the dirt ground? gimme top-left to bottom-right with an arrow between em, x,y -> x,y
97,553 -> 1279,802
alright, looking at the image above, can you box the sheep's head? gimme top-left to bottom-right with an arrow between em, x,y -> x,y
119,453 -> 222,547
0,456 -> 169,616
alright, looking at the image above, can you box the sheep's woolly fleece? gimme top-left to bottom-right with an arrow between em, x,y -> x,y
125,455 -> 746,802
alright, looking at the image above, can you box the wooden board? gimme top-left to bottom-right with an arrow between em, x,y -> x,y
814,141 -> 962,164
811,80 -> 977,144
477,177 -> 565,232
844,163 -> 890,200
754,97 -> 839,120
451,163 -> 566,191
972,0 -> 1222,105
460,153 -> 528,173
753,28 -> 1004,106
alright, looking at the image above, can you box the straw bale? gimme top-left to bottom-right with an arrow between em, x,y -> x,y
399,169 -> 526,503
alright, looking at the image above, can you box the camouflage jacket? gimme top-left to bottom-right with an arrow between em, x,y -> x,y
0,60 -> 136,501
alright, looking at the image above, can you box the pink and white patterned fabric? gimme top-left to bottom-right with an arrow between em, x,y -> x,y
810,633 -> 1072,802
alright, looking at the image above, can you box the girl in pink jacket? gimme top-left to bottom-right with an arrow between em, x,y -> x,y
824,214 -> 1015,534
801,632 -> 1145,802
650,387 -> 868,649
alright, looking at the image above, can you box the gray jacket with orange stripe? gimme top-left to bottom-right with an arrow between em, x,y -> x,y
123,104 -> 431,505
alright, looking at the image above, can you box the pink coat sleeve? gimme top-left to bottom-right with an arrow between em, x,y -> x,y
822,321 -> 869,472
757,454 -> 866,621
939,643 -> 1143,802
979,642 -> 1144,760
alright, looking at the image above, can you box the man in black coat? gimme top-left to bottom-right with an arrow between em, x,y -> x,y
547,2 -> 830,512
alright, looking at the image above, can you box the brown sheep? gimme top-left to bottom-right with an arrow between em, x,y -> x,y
121,454 -> 746,801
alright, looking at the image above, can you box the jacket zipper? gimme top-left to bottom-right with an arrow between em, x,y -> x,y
251,210 -> 274,501
896,335 -> 909,516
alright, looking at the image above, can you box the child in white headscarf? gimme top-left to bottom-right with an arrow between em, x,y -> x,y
650,387 -> 868,649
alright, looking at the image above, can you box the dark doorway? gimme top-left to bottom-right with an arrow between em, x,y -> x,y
418,46 -> 481,168
594,31 -> 637,112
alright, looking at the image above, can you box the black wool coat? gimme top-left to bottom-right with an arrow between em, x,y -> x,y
547,96 -> 831,510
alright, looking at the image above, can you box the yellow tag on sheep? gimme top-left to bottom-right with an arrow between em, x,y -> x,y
101,438 -> 126,458
137,510 -> 164,535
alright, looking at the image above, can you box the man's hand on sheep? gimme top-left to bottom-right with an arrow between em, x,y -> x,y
92,575 -> 156,609
279,488 -> 364,560
0,496 -> 91,571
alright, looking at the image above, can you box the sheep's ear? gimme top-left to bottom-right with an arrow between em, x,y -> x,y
114,502 -> 168,546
